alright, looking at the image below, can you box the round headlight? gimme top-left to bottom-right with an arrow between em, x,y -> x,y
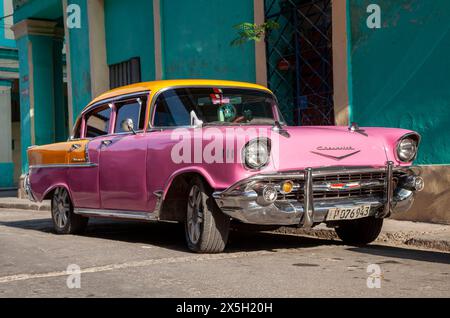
243,139 -> 270,170
397,138 -> 418,162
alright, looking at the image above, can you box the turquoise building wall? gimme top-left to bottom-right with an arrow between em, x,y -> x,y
348,0 -> 450,165
160,0 -> 256,82
0,0 -> 17,187
67,0 -> 92,120
104,0 -> 155,81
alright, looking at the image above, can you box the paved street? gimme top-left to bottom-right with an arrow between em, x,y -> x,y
0,208 -> 449,298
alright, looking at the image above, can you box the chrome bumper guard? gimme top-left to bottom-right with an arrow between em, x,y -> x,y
213,162 -> 422,227
23,173 -> 36,202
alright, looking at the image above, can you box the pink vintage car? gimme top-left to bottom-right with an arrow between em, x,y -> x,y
25,80 -> 424,253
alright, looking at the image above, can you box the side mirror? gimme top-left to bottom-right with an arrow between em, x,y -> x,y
190,111 -> 203,128
121,118 -> 137,135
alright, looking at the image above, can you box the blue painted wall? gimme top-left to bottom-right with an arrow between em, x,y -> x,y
16,36 -> 31,174
104,0 -> 156,81
67,0 -> 92,120
348,0 -> 450,165
160,0 -> 256,82
0,163 -> 14,187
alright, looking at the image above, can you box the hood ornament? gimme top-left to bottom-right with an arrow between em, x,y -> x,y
349,122 -> 368,137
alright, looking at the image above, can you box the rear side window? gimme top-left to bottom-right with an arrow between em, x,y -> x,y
114,97 -> 147,133
85,105 -> 112,138
72,119 -> 82,139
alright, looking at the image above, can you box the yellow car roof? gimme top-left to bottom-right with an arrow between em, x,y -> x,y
87,79 -> 272,109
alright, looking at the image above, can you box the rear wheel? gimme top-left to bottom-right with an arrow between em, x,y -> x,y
51,188 -> 88,235
185,177 -> 230,253
335,217 -> 383,246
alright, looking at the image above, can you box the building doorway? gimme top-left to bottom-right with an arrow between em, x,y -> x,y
11,79 -> 21,187
265,0 -> 334,126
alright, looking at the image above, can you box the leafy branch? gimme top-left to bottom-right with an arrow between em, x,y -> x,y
231,20 -> 280,46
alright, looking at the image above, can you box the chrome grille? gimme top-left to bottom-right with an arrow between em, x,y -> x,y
283,172 -> 389,201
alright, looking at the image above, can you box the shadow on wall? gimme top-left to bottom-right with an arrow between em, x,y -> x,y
393,165 -> 450,225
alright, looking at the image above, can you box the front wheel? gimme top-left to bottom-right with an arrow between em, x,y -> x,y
185,177 -> 230,253
335,217 -> 383,246
51,187 -> 88,235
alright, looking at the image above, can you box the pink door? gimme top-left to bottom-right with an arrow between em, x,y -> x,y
99,97 -> 150,211
98,134 -> 149,211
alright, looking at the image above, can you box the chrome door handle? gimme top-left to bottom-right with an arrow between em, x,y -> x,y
69,144 -> 82,152
101,140 -> 113,147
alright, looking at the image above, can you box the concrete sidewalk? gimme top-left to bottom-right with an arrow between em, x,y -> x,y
0,196 -> 449,252
278,219 -> 450,253
0,197 -> 50,211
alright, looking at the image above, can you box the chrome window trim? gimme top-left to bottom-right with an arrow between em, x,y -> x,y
113,95 -> 148,134
79,92 -> 151,140
148,85 -> 277,129
81,91 -> 151,116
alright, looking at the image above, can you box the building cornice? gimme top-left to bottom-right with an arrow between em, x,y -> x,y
11,19 -> 64,40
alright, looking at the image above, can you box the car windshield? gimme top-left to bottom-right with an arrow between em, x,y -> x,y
152,87 -> 285,127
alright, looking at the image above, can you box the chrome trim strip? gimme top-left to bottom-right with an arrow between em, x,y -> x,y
303,168 -> 314,228
29,163 -> 98,169
74,208 -> 158,221
310,150 -> 361,161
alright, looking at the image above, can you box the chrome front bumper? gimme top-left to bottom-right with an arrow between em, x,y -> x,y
213,162 -> 422,227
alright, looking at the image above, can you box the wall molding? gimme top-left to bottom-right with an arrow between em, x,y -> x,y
87,0 -> 109,98
332,0 -> 350,126
62,0 -> 74,132
153,0 -> 163,80
254,0 -> 267,86
11,19 -> 63,40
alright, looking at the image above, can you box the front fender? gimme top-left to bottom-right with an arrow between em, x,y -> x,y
162,167 -> 217,200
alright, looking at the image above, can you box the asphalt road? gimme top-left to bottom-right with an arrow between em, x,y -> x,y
0,208 -> 449,298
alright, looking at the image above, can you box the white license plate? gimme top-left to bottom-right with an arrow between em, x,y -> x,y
326,205 -> 371,221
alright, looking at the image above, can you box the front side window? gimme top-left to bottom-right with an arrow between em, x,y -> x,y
114,97 -> 147,133
152,88 -> 284,128
85,105 -> 112,138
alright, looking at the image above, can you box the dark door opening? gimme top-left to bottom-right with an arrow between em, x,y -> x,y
265,0 -> 334,126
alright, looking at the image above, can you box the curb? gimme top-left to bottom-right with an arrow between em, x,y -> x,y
275,227 -> 450,253
0,202 -> 50,212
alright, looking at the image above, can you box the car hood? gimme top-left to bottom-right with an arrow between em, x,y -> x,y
263,126 -> 415,171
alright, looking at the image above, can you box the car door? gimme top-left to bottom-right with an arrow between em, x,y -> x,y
67,103 -> 113,209
98,96 -> 150,212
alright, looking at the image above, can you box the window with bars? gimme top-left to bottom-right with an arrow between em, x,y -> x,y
265,0 -> 334,126
109,57 -> 142,89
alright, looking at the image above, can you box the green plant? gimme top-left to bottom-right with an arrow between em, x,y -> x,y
231,20 -> 280,46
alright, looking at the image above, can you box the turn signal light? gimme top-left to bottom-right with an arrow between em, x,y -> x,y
280,181 -> 294,194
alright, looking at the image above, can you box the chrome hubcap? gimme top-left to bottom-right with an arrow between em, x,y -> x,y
52,188 -> 70,229
187,185 -> 204,244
